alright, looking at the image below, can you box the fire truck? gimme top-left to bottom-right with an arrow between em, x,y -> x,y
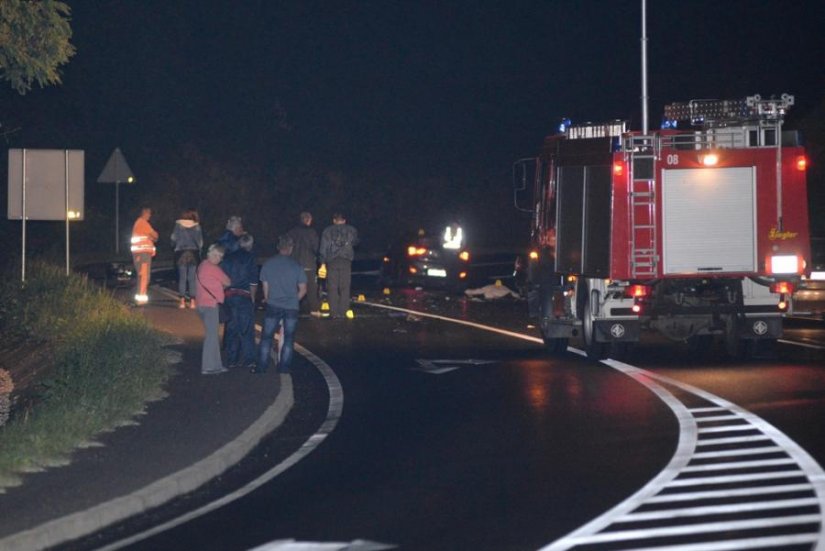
513,94 -> 811,360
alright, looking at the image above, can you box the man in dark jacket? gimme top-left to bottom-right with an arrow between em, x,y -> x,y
320,212 -> 359,319
217,215 -> 244,254
286,211 -> 320,315
220,233 -> 258,368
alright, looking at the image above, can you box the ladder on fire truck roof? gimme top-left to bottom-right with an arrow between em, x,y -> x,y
662,94 -> 794,129
625,134 -> 659,279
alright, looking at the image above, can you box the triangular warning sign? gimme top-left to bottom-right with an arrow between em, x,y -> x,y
97,147 -> 135,183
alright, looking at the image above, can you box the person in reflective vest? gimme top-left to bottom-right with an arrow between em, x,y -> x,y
443,222 -> 463,250
131,206 -> 159,305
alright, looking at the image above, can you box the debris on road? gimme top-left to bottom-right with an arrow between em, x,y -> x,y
464,283 -> 519,300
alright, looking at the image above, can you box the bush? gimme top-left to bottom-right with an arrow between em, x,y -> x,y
0,262 -> 171,490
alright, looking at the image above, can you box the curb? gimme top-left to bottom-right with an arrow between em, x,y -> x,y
0,375 -> 294,551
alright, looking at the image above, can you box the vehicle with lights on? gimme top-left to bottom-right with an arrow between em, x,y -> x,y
514,94 -> 811,359
791,236 -> 825,320
380,225 -> 472,291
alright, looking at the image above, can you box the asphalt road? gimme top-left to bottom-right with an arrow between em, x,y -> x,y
75,265 -> 825,550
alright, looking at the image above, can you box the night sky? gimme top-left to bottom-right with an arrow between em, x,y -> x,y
2,0 -> 824,250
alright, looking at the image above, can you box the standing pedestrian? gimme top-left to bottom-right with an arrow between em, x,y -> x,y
220,234 -> 258,369
217,215 -> 244,254
171,208 -> 204,309
320,212 -> 358,319
130,206 -> 159,305
254,235 -> 307,374
196,244 -> 231,375
286,211 -> 320,316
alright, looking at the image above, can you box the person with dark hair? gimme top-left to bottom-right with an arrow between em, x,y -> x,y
286,211 -> 320,315
171,208 -> 203,309
195,244 -> 231,375
319,212 -> 358,319
220,233 -> 258,369
254,235 -> 307,374
130,206 -> 159,305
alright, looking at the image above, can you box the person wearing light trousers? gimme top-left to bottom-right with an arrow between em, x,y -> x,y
196,244 -> 231,375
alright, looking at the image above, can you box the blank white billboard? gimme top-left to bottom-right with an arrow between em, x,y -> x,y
7,149 -> 85,221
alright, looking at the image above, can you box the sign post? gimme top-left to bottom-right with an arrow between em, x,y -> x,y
97,148 -> 135,254
7,149 -> 85,282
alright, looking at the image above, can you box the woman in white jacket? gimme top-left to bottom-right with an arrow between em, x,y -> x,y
171,208 -> 204,308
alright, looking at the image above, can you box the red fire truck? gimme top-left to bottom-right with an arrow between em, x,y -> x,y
514,94 -> 811,360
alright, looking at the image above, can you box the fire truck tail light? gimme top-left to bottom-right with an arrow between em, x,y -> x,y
613,162 -> 624,177
701,153 -> 719,166
772,281 -> 794,294
459,250 -> 470,262
459,271 -> 468,279
796,156 -> 808,171
766,254 -> 803,275
626,284 -> 650,298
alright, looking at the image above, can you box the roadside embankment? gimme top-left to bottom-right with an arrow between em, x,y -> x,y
0,262 -> 172,491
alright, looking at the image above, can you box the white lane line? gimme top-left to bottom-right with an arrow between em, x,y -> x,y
361,301 -> 545,345
99,294 -> 344,551
358,300 -> 825,551
779,338 -> 825,350
646,484 -> 816,503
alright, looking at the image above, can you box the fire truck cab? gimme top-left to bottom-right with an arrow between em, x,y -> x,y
514,94 -> 811,360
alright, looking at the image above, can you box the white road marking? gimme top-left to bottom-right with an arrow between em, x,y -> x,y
621,497 -> 820,521
779,338 -> 825,350
249,538 -> 395,550
360,300 -> 825,550
559,514 -> 821,544
624,533 -> 819,551
645,483 -> 816,503
692,446 -> 784,458
100,288 -> 345,550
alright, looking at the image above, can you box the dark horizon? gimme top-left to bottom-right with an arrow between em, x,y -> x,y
2,0 -> 824,255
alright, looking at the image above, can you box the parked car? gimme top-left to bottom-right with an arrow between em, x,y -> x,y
380,231 -> 472,292
792,237 -> 825,319
76,261 -> 135,288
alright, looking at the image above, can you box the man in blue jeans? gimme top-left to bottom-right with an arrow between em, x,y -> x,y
220,234 -> 258,369
255,235 -> 307,374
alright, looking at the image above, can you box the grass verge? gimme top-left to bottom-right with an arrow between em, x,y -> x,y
0,262 -> 171,491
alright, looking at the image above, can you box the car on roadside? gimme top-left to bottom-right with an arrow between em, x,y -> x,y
792,237 -> 825,319
75,261 -> 135,288
379,231 -> 472,292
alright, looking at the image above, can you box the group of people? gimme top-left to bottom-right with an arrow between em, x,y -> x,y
129,207 -> 359,376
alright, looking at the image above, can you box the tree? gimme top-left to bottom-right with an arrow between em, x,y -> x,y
0,0 -> 75,95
